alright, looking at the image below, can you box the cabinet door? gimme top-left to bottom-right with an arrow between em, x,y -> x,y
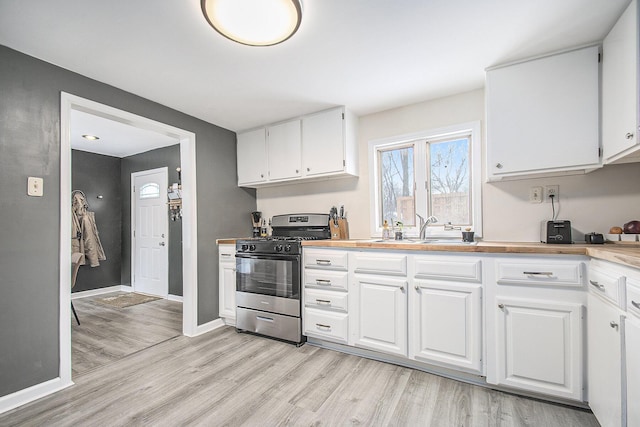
603,0 -> 639,162
626,316 -> 640,427
495,298 -> 583,401
588,293 -> 623,427
237,128 -> 267,185
219,260 -> 236,320
267,120 -> 302,180
410,281 -> 482,373
302,108 -> 345,176
352,275 -> 407,356
486,46 -> 600,178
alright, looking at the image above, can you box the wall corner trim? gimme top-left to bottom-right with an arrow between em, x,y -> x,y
190,318 -> 226,337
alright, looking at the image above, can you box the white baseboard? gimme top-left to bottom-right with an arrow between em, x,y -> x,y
71,285 -> 128,300
0,377 -> 73,415
193,318 -> 226,336
168,294 -> 183,303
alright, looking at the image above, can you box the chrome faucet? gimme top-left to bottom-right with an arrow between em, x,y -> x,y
416,214 -> 438,240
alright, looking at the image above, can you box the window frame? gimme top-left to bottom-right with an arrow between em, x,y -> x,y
368,121 -> 482,239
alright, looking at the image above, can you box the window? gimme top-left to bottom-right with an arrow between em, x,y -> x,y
139,182 -> 161,199
369,121 -> 481,238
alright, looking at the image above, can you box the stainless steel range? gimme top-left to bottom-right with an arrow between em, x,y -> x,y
235,213 -> 331,345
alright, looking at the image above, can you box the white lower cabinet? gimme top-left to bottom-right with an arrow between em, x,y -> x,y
218,244 -> 236,323
588,292 -> 624,427
410,280 -> 482,373
352,275 -> 408,356
625,315 -> 640,427
494,297 -> 583,400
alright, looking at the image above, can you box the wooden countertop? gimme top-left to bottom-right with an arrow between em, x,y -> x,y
302,239 -> 640,270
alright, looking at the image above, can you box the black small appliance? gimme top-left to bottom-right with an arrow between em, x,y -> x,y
540,220 -> 572,244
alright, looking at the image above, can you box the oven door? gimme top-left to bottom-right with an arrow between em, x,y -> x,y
235,253 -> 300,299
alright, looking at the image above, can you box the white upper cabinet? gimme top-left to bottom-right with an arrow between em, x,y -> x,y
236,106 -> 358,187
602,0 -> 640,164
237,128 -> 267,186
486,45 -> 601,180
302,108 -> 353,177
267,119 -> 302,181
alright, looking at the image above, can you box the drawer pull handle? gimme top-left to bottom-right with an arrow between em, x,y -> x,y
498,303 -> 505,309
315,299 -> 331,305
316,323 -> 331,330
610,321 -> 619,329
256,316 -> 274,323
220,253 -> 232,257
632,300 -> 640,309
316,259 -> 332,265
523,271 -> 553,277
589,280 -> 605,291
315,279 -> 331,285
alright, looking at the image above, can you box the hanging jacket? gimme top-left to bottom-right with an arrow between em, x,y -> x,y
72,191 -> 106,267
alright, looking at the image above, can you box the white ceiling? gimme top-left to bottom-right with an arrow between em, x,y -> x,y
70,110 -> 179,158
0,0 -> 630,136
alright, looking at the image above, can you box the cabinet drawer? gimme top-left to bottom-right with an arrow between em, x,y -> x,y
495,259 -> 584,288
414,256 -> 482,283
353,252 -> 407,276
626,282 -> 640,318
305,288 -> 348,312
304,269 -> 348,290
304,307 -> 348,342
304,249 -> 348,270
588,267 -> 624,307
218,244 -> 235,263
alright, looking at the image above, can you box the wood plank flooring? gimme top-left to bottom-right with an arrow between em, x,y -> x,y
1,321 -> 599,426
71,292 -> 183,375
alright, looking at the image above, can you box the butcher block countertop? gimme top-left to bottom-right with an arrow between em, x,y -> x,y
301,240 -> 640,270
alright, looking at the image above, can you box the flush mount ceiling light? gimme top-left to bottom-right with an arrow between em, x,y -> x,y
82,134 -> 100,141
201,0 -> 302,47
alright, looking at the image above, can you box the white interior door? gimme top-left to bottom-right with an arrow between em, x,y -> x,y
133,168 -> 168,297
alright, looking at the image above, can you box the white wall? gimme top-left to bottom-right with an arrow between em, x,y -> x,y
257,88 -> 640,242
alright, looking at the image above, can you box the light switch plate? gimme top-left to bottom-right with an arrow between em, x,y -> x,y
529,186 -> 543,203
28,177 -> 43,197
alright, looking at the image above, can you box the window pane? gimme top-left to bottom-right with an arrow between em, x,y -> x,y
379,145 -> 415,226
139,182 -> 160,199
429,137 -> 470,225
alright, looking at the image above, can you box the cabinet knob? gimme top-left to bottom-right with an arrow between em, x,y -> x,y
626,132 -> 634,140
295,169 -> 299,173
610,321 -> 619,329
307,167 -> 310,172
495,163 -> 503,169
498,303 -> 505,309
400,286 -> 405,291
415,285 -> 420,291
260,174 -> 264,178
632,300 -> 640,310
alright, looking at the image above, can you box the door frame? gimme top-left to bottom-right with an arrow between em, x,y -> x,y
59,92 -> 199,388
131,167 -> 169,298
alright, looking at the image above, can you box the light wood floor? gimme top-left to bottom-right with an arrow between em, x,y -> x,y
71,292 -> 183,375
2,316 -> 598,426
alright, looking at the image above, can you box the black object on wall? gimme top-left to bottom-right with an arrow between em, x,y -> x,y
71,150 -> 122,292
0,45 -> 256,399
121,145 -> 183,296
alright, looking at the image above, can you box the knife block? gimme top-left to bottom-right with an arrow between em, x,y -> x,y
330,219 -> 349,240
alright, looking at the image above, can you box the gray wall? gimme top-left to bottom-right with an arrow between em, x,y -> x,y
0,44 -> 256,398
71,150 -> 122,292
121,144 -> 183,296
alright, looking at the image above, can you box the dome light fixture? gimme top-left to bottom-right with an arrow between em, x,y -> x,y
82,134 -> 100,141
201,0 -> 302,47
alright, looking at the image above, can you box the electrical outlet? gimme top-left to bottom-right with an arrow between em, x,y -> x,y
27,177 -> 44,197
529,186 -> 543,203
545,185 -> 559,202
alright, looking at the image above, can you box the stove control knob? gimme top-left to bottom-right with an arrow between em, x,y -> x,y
241,244 -> 249,252
249,244 -> 256,251
284,245 -> 291,252
275,244 -> 283,252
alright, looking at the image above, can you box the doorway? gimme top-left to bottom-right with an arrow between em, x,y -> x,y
59,93 -> 199,388
132,167 -> 169,298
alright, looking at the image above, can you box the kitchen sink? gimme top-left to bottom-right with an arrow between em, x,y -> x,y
366,239 -> 478,246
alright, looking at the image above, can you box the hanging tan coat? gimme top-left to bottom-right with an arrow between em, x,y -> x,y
72,191 -> 106,267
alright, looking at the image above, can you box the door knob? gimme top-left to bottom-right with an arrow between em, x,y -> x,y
159,242 -> 165,246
